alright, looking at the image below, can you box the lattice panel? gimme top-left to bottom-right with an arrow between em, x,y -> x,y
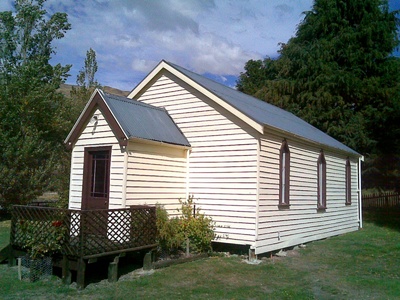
130,206 -> 157,247
11,206 -> 70,254
63,211 -> 81,256
11,205 -> 157,259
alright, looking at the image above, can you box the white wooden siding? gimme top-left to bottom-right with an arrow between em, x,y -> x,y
68,109 -> 126,210
256,132 -> 360,254
125,142 -> 187,214
136,75 -> 259,245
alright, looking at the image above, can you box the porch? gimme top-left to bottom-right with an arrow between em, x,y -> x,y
8,205 -> 157,288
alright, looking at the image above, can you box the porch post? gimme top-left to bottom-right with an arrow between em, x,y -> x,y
108,256 -> 119,282
62,255 -> 71,285
77,258 -> 86,289
143,250 -> 154,271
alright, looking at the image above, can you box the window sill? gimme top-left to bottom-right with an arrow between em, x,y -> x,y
345,202 -> 352,206
317,206 -> 326,212
278,204 -> 291,210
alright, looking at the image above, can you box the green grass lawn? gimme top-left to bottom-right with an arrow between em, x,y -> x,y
0,214 -> 399,299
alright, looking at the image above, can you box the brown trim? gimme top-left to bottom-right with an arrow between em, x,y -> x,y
65,91 -> 128,150
279,139 -> 290,207
345,158 -> 351,205
317,151 -> 327,210
81,146 -> 112,210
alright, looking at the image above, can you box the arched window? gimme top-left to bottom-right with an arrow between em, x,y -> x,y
279,140 -> 290,207
345,158 -> 351,205
317,151 -> 326,210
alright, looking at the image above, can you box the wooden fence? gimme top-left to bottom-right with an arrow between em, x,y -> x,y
362,192 -> 400,210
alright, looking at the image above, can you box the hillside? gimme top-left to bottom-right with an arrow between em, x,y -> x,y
58,84 -> 130,98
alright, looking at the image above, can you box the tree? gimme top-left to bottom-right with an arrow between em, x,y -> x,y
0,0 -> 71,209
77,48 -> 99,89
54,48 -> 101,207
70,48 -> 101,119
237,0 -> 400,191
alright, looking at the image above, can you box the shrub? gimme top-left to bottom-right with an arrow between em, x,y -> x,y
156,205 -> 183,254
156,196 -> 215,256
17,219 -> 67,259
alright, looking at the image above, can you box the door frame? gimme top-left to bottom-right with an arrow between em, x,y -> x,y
81,146 -> 112,210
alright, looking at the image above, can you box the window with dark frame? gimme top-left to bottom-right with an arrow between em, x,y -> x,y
345,158 -> 351,205
89,150 -> 110,198
317,151 -> 326,210
279,140 -> 290,207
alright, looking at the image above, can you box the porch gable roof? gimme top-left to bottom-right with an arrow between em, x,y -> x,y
64,89 -> 191,149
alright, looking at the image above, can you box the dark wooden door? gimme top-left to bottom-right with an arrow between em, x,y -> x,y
82,147 -> 111,210
81,147 -> 111,237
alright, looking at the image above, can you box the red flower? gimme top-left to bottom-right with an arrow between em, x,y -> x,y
52,220 -> 62,227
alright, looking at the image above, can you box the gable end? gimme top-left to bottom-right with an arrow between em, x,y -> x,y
65,91 -> 128,150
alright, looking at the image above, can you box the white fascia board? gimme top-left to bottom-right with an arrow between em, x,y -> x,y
127,61 -> 166,99
129,137 -> 192,150
64,89 -> 129,147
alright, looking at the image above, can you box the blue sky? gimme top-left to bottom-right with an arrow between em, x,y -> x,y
1,0 -> 399,91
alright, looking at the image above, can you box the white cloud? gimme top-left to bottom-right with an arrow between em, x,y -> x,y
3,0 -> 314,90
3,0 -> 398,91
130,58 -> 159,73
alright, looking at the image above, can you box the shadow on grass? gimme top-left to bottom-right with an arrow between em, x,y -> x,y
53,251 -> 144,287
363,209 -> 400,232
0,212 -> 11,222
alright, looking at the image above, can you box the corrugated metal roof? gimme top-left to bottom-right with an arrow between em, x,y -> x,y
100,90 -> 190,147
166,61 -> 359,156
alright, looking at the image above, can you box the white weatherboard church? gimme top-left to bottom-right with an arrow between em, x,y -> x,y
65,60 -> 363,255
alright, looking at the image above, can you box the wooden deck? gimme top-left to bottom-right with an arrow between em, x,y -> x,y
8,205 -> 157,288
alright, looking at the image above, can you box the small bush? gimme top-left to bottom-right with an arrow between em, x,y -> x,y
156,205 -> 183,254
17,219 -> 68,259
156,195 -> 215,256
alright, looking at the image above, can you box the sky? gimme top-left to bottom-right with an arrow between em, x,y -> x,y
0,0 -> 399,91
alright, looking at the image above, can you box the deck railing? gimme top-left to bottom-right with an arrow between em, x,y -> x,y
10,205 -> 157,259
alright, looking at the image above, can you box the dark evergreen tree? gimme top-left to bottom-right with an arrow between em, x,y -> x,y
237,0 -> 400,191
